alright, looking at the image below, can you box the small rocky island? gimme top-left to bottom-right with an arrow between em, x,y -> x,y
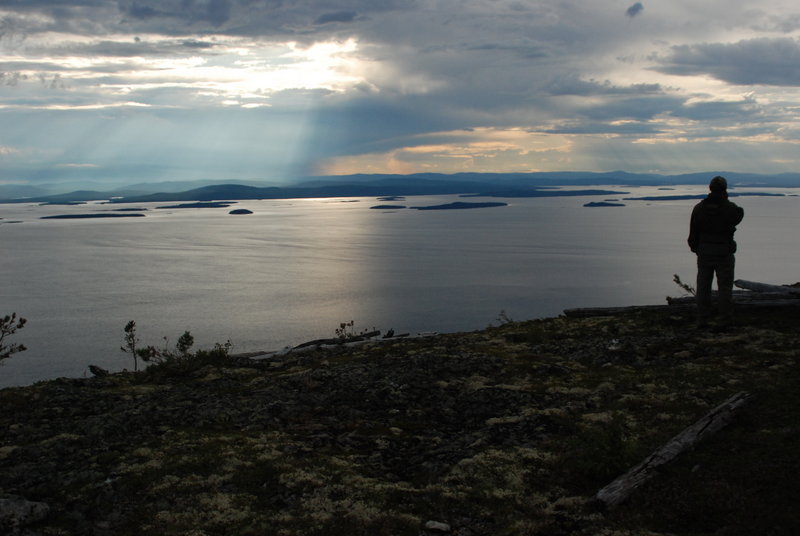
370,204 -> 407,210
411,201 -> 508,210
1,304 -> 798,535
583,201 -> 625,207
156,202 -> 235,209
40,213 -> 146,219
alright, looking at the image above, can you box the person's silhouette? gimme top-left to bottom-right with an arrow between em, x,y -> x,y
687,176 -> 744,329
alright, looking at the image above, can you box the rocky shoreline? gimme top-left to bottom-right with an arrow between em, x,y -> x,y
2,305 -> 799,535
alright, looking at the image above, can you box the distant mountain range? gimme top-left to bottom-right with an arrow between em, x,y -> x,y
2,171 -> 799,204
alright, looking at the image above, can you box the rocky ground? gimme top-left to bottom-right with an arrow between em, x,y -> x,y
1,304 -> 799,535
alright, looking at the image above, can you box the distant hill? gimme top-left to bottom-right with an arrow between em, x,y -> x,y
2,171 -> 799,204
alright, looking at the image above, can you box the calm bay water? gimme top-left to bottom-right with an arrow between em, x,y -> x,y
2,186 -> 799,388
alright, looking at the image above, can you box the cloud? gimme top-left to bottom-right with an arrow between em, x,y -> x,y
55,162 -> 99,168
4,1 -> 800,181
655,37 -> 800,86
315,11 -> 359,25
675,96 -> 766,122
120,0 -> 233,27
1,72 -> 28,86
626,3 -> 644,18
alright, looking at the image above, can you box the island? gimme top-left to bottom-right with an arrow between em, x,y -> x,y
40,213 -> 146,220
463,189 -> 626,199
624,192 -> 785,201
584,201 -> 625,207
228,209 -> 253,215
411,201 -> 508,210
156,202 -> 234,209
370,205 -> 407,210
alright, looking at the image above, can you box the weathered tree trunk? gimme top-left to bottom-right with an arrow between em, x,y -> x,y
666,290 -> 795,305
734,279 -> 800,295
567,299 -> 800,317
595,391 -> 752,507
563,304 -> 692,317
293,330 -> 382,349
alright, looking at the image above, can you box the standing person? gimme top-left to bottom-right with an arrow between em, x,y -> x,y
687,176 -> 744,329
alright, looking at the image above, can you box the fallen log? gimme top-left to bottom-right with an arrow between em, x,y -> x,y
563,304 -> 692,317
595,391 -> 752,507
564,299 -> 800,317
666,291 -> 796,305
734,279 -> 800,295
293,330 -> 382,350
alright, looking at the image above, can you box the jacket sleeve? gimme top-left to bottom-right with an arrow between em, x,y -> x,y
732,204 -> 744,226
687,205 -> 699,252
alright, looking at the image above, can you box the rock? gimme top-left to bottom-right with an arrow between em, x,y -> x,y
88,364 -> 109,377
0,496 -> 50,532
425,520 -> 451,532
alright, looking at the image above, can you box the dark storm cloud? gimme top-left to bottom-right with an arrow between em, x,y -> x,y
655,37 -> 800,86
580,95 -> 686,122
298,95 -> 470,159
65,38 -> 219,57
0,0 -> 108,7
544,74 -> 663,97
674,97 -> 766,122
465,42 -> 551,60
180,39 -> 216,49
205,0 -> 233,27
106,1 -> 405,37
314,11 -> 359,25
626,3 -> 644,18
0,1 -> 116,37
125,3 -> 162,20
121,0 -> 233,27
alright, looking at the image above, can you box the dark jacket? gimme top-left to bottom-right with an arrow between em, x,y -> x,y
688,192 -> 744,255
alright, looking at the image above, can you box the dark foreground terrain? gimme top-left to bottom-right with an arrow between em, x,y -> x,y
1,305 -> 799,535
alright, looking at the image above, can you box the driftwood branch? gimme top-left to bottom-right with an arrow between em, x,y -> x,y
666,290 -> 797,305
567,299 -> 800,317
734,279 -> 800,295
595,391 -> 752,507
563,304 -> 693,317
292,330 -> 382,350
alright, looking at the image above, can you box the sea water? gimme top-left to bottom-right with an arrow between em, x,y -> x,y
1,186 -> 798,388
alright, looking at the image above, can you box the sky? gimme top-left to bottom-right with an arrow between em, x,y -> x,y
3,1 -> 800,189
